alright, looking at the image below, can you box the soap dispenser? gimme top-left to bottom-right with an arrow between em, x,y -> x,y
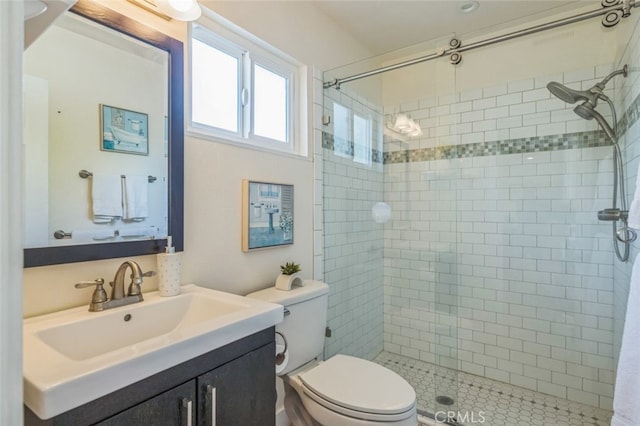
156,236 -> 182,296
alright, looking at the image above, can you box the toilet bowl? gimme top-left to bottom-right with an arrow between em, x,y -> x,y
247,280 -> 418,426
287,355 -> 417,426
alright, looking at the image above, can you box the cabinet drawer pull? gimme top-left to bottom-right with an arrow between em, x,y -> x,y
182,398 -> 193,426
207,385 -> 217,426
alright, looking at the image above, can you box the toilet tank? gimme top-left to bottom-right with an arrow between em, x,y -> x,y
247,280 -> 328,375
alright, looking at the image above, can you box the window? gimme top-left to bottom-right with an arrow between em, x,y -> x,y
189,22 -> 301,154
191,37 -> 240,133
333,102 -> 372,165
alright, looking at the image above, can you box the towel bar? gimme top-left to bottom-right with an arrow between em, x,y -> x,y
79,169 -> 156,183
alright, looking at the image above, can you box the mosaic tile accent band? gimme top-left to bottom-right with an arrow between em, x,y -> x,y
383,130 -> 610,164
322,91 -> 640,165
322,132 -> 384,164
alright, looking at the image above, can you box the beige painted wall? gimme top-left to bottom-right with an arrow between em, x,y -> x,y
23,0 -> 373,317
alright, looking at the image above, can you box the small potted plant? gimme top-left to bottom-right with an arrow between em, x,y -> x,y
276,261 -> 303,291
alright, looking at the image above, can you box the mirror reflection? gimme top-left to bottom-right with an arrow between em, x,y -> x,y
23,12 -> 169,249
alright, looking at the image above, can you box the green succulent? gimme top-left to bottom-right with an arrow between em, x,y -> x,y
280,262 -> 301,275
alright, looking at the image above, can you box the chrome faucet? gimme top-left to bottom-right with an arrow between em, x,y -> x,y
75,260 -> 155,312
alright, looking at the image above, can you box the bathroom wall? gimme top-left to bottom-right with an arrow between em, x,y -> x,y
22,1 -> 372,316
182,2 -> 373,297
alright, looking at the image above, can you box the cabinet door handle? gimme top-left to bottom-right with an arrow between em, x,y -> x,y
207,385 -> 217,426
182,398 -> 193,426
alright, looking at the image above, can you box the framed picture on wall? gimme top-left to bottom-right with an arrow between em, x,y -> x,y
100,104 -> 149,155
242,180 -> 294,251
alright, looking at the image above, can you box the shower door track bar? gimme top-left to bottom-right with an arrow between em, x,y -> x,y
323,0 -> 639,89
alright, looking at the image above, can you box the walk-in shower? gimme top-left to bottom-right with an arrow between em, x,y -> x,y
320,2 -> 640,425
547,66 -> 637,262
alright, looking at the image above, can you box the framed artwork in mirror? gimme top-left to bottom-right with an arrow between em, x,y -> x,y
100,104 -> 149,155
242,180 -> 294,251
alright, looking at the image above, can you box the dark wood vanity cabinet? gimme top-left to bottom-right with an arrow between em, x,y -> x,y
25,328 -> 276,426
197,343 -> 275,426
96,380 -> 196,426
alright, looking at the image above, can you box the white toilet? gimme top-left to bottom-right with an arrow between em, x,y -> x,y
248,280 -> 417,426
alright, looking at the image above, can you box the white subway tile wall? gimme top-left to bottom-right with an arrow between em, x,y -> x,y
382,64 -> 620,411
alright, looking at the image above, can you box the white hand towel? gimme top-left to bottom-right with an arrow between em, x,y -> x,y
92,174 -> 122,222
626,162 -> 640,229
611,253 -> 640,426
123,175 -> 149,220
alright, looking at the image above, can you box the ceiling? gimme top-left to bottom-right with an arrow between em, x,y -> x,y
312,0 -> 600,56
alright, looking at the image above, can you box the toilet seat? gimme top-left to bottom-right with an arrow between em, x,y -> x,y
296,354 -> 416,422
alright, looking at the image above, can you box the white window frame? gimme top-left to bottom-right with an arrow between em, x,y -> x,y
250,56 -> 294,147
190,29 -> 245,139
188,13 -> 304,156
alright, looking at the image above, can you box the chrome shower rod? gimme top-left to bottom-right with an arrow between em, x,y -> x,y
323,0 -> 638,89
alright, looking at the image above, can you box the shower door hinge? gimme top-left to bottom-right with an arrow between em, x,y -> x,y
325,326 -> 332,338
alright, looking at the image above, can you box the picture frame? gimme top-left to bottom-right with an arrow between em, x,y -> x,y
242,180 -> 294,251
100,104 -> 149,155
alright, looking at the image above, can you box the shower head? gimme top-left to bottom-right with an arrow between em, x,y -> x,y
546,81 -> 597,105
574,101 -> 617,142
547,65 -> 628,144
573,102 -> 596,120
546,65 -> 628,106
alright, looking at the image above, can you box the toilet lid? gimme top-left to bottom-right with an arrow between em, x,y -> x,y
299,354 -> 416,415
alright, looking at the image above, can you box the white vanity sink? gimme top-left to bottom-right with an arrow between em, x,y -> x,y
23,284 -> 283,420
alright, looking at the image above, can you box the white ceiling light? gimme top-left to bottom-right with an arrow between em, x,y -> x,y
459,1 -> 480,14
24,0 -> 48,20
156,0 -> 201,21
129,0 -> 201,21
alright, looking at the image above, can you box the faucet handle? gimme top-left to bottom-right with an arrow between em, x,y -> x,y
74,278 -> 105,289
127,271 -> 155,297
75,278 -> 108,310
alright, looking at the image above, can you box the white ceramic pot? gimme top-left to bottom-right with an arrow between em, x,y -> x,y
275,273 -> 303,291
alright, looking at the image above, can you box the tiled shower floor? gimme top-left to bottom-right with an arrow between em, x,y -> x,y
374,352 -> 613,426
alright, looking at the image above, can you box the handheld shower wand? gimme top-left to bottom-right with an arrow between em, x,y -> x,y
547,65 -> 634,262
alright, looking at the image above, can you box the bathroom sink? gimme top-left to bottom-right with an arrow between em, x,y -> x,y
23,284 -> 283,420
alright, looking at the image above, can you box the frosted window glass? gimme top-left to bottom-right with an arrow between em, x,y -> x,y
191,39 -> 238,133
353,114 -> 371,164
333,103 -> 351,158
254,64 -> 287,142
